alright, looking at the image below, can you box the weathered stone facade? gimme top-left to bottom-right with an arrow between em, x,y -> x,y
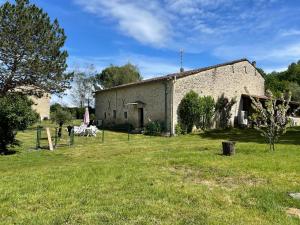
95,59 -> 265,134
30,94 -> 51,120
172,60 -> 265,131
95,81 -> 172,129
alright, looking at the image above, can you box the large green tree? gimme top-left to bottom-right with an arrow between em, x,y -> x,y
0,93 -> 38,152
95,63 -> 142,89
262,61 -> 300,101
0,0 -> 72,97
0,0 -> 72,151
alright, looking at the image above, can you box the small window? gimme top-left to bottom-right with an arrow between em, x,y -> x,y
113,110 -> 117,119
124,111 -> 128,119
244,66 -> 247,73
104,112 -> 106,119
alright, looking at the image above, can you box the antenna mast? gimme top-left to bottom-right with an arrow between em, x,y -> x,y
180,49 -> 184,72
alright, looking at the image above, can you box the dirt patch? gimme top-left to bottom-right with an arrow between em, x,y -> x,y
286,208 -> 300,218
168,165 -> 267,190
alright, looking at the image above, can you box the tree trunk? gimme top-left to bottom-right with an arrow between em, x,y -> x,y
58,122 -> 63,138
222,141 -> 235,156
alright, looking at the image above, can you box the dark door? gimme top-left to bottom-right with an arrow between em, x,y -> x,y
138,108 -> 144,128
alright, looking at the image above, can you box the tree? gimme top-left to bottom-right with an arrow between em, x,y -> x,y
263,60 -> 300,100
0,0 -> 73,97
279,61 -> 300,85
95,63 -> 142,89
51,108 -> 72,138
178,91 -> 202,133
287,82 -> 300,102
248,90 -> 291,151
70,65 -> 96,108
265,74 -> 289,98
199,96 -> 215,130
0,93 -> 38,152
215,94 -> 237,129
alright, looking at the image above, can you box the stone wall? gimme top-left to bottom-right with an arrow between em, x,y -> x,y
30,94 -> 51,120
95,81 -> 172,130
172,61 -> 265,133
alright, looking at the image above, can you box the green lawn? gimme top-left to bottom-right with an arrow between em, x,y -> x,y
0,126 -> 300,225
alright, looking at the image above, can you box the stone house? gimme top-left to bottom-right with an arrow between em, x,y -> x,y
30,94 -> 51,120
94,59 -> 265,135
15,86 -> 51,120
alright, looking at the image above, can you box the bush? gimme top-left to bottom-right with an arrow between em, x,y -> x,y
175,123 -> 185,135
108,123 -> 134,132
178,91 -> 215,133
198,96 -> 215,130
145,121 -> 163,136
178,91 -> 202,133
0,94 -> 38,152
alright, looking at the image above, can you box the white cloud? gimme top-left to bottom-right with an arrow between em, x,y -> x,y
68,53 -> 181,78
53,52 -> 183,106
71,0 -> 300,80
267,43 -> 300,60
213,41 -> 300,72
74,0 -> 172,47
73,0 -> 286,53
264,66 -> 287,73
280,29 -> 300,37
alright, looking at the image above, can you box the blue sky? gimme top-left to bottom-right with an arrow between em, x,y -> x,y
2,0 -> 300,105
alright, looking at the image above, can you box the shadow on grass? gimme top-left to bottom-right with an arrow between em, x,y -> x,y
0,150 -> 18,156
199,127 -> 300,145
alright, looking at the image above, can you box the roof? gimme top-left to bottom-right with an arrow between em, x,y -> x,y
242,94 -> 300,106
95,58 -> 255,93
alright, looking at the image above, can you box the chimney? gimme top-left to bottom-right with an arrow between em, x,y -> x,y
252,61 -> 257,67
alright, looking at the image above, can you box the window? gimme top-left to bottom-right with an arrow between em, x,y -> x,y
124,111 -> 128,119
113,110 -> 117,119
104,112 -> 106,119
244,66 -> 247,73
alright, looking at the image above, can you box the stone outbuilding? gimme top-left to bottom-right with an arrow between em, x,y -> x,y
30,94 -> 51,120
94,59 -> 265,135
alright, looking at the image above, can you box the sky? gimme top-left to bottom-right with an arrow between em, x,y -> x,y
2,0 -> 300,105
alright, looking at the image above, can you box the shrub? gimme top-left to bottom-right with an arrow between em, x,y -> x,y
175,123 -> 185,135
178,91 -> 202,133
178,91 -> 216,133
108,123 -> 134,132
0,94 -> 38,152
145,121 -> 163,136
198,96 -> 215,130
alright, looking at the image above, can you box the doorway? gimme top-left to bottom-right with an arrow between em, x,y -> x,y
138,108 -> 144,128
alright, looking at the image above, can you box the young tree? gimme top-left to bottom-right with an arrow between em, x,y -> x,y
248,90 -> 291,151
0,93 -> 38,152
0,0 -> 73,97
178,91 -> 202,133
70,65 -> 96,108
95,63 -> 142,89
51,108 -> 72,138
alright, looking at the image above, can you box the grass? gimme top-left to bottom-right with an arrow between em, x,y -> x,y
0,126 -> 300,224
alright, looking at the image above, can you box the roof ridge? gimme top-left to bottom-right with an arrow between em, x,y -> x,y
95,58 -> 251,93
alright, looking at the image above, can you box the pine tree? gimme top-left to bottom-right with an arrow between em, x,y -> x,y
0,0 -> 72,97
